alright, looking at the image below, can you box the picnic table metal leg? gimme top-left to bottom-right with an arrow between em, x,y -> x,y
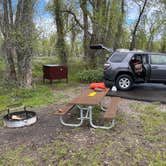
60,109 -> 84,127
89,106 -> 115,129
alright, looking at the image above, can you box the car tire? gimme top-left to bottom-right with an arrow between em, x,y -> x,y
116,74 -> 133,91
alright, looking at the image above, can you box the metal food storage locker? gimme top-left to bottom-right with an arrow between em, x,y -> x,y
43,64 -> 68,83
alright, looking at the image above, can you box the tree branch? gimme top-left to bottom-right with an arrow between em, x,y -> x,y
62,9 -> 92,35
62,10 -> 84,29
130,0 -> 148,50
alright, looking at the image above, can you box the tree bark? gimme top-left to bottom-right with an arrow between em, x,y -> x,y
2,0 -> 17,82
0,0 -> 35,87
80,0 -> 91,62
113,0 -> 125,50
15,0 -> 35,88
54,0 -> 67,65
3,40 -> 17,82
130,0 -> 148,50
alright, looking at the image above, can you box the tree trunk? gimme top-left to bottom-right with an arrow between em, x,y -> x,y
2,0 -> 17,82
130,0 -> 148,50
0,0 -> 35,88
54,0 -> 67,65
80,0 -> 90,62
113,0 -> 125,50
15,0 -> 35,88
3,40 -> 17,82
160,33 -> 166,53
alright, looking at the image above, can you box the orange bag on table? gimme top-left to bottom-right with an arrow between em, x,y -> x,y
90,82 -> 106,89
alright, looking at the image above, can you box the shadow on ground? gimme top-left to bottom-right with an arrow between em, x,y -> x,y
107,83 -> 166,104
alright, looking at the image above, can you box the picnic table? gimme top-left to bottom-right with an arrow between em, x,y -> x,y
55,88 -> 120,129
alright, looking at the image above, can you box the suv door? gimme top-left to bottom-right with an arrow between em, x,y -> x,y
130,53 -> 150,80
142,54 -> 150,81
149,54 -> 166,81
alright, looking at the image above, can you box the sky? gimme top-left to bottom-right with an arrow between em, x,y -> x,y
35,0 -> 139,37
35,0 -> 56,37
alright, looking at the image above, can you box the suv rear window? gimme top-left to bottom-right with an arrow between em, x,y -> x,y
109,52 -> 128,62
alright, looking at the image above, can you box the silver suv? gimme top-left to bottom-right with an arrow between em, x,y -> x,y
103,50 -> 166,90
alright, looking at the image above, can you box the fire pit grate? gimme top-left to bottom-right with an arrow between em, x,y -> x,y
3,105 -> 37,128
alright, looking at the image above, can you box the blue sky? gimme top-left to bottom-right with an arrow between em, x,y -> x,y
35,0 -> 51,18
35,0 -> 56,37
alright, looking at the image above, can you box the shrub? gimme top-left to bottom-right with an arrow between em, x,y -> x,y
77,68 -> 103,83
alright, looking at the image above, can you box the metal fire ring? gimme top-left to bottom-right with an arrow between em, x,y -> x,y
3,105 -> 37,128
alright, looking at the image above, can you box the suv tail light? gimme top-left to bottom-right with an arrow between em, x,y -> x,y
104,63 -> 111,70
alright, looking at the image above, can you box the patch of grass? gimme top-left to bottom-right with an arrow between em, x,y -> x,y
17,85 -> 55,107
141,111 -> 166,142
53,81 -> 81,90
134,147 -> 166,166
0,146 -> 37,166
54,91 -> 68,104
130,102 -> 166,142
129,102 -> 145,113
0,85 -> 55,114
1,138 -> 104,166
39,138 -> 105,166
144,105 -> 165,141
40,139 -> 70,165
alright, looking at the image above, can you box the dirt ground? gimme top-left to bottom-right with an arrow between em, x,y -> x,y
0,85 -> 166,165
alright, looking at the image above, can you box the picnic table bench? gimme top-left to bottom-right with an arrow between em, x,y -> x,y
54,88 -> 121,129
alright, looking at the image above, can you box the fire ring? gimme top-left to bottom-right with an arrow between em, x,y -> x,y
3,110 -> 37,128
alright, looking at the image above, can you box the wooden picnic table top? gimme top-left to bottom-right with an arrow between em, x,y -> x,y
69,88 -> 109,106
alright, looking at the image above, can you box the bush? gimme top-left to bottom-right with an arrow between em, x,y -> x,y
77,68 -> 103,83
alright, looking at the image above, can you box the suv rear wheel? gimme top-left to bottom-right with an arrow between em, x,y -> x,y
116,74 -> 133,90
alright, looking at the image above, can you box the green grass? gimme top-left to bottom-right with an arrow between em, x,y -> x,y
130,102 -> 166,142
0,146 -> 36,166
134,147 -> 166,166
0,85 -> 55,114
